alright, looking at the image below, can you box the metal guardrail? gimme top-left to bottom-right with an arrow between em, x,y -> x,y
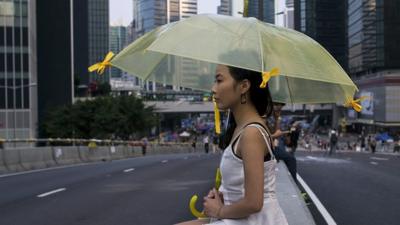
0,138 -> 192,148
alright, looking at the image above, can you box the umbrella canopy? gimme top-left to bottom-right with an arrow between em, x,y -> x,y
104,14 -> 358,105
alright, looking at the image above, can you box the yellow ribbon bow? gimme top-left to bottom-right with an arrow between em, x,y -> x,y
213,97 -> 221,134
88,51 -> 114,74
260,67 -> 280,88
344,96 -> 368,112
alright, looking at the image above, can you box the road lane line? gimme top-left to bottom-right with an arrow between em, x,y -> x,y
161,160 -> 168,163
370,157 -> 388,161
37,188 -> 66,198
370,162 -> 378,165
124,168 -> 135,173
297,174 -> 337,225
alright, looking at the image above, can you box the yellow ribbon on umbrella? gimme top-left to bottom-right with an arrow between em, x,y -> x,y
213,97 -> 221,134
88,51 -> 114,74
260,68 -> 280,88
344,96 -> 368,112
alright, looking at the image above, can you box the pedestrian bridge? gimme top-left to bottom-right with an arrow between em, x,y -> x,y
144,101 -> 214,113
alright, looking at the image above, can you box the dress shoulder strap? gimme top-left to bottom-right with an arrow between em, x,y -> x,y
231,122 -> 275,160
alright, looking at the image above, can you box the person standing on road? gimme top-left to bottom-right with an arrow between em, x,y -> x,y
192,135 -> 197,152
203,135 -> 210,154
370,138 -> 377,154
329,129 -> 338,155
212,134 -> 219,154
266,102 -> 298,183
141,137 -> 148,156
289,124 -> 300,156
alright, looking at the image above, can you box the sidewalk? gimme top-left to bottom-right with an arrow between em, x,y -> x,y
276,162 -> 316,225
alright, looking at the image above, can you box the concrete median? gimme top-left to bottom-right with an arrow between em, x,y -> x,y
0,144 -> 200,175
53,146 -> 82,165
19,147 -> 56,170
3,149 -> 24,172
110,145 -> 126,160
0,149 -> 8,173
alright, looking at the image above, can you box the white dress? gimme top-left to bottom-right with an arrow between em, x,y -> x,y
204,124 -> 288,225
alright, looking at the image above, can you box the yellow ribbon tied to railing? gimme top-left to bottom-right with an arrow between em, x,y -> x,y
260,68 -> 280,88
88,51 -> 114,75
213,97 -> 221,134
344,96 -> 368,112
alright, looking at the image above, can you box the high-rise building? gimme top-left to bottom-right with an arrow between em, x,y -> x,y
180,0 -> 197,19
294,0 -> 347,71
109,26 -> 127,78
88,0 -> 109,83
293,0 -> 347,128
0,0 -> 36,141
0,0 -> 109,142
346,0 -> 400,130
133,0 -> 168,39
284,0 -> 294,28
37,0 -> 109,137
247,0 -> 275,23
132,0 -> 199,91
71,0 -> 109,94
217,0 -> 233,16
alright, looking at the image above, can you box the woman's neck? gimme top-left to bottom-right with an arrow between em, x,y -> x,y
231,102 -> 260,129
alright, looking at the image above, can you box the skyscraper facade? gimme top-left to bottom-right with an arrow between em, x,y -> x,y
0,0 -> 36,141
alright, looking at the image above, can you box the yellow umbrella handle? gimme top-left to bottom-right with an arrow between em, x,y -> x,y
215,168 -> 221,190
189,195 -> 207,219
189,168 -> 222,218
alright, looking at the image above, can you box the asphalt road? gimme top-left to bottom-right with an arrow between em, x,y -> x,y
296,150 -> 400,225
2,149 -> 398,225
0,152 -> 220,225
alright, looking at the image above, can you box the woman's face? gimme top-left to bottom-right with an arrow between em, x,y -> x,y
211,65 -> 241,110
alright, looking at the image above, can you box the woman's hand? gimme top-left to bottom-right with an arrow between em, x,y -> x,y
206,189 -> 224,203
203,188 -> 224,218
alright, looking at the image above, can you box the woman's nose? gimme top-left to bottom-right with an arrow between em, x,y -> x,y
211,84 -> 217,96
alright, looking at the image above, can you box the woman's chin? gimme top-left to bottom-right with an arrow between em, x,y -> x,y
216,103 -> 228,111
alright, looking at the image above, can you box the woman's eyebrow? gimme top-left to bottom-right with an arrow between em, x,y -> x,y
215,73 -> 222,78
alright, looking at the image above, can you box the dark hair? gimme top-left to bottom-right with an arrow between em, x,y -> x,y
221,66 -> 273,149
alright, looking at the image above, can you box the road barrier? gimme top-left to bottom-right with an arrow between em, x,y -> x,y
0,138 -> 196,175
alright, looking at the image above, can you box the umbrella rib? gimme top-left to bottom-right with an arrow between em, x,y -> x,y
256,21 -> 265,72
285,76 -> 295,105
206,15 -> 242,37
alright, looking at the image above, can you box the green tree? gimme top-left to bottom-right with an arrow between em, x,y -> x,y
43,95 -> 156,139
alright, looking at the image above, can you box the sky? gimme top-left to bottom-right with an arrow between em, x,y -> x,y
109,0 -> 244,26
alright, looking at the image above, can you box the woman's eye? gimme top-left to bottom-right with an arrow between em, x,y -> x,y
215,79 -> 222,83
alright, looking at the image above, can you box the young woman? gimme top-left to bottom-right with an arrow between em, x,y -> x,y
176,64 -> 288,225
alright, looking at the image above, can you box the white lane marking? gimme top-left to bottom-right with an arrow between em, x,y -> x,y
183,157 -> 188,160
370,157 -> 388,161
370,162 -> 378,165
297,174 -> 337,225
161,160 -> 168,163
37,188 -> 66,198
124,168 -> 135,173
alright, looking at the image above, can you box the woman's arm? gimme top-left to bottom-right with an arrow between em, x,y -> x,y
218,127 -> 266,219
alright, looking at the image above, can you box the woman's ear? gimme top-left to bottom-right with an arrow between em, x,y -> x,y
240,79 -> 251,94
